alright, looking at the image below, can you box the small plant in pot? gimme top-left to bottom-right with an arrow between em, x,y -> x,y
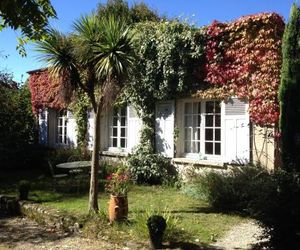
147,215 -> 167,249
18,180 -> 30,200
105,167 -> 131,223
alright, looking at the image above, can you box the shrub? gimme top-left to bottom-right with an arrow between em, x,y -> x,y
192,166 -> 300,248
194,166 -> 268,212
249,170 -> 300,249
127,152 -> 178,185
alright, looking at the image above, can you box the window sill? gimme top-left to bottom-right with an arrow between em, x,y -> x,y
171,158 -> 226,169
100,150 -> 128,158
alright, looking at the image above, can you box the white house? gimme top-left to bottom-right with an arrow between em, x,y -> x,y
36,95 -> 275,169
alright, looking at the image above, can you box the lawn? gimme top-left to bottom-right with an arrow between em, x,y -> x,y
0,169 -> 249,246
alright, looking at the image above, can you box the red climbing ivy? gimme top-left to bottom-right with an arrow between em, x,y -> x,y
28,69 -> 70,114
204,13 -> 284,126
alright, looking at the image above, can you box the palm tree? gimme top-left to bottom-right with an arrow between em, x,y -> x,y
36,15 -> 135,213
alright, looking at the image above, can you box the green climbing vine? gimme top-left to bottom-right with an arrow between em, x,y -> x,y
71,90 -> 90,154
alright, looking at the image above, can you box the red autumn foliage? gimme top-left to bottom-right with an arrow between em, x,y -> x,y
28,69 -> 70,114
205,13 -> 284,126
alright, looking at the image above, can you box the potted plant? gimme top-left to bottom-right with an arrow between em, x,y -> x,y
105,167 -> 131,223
147,215 -> 167,249
18,180 -> 31,200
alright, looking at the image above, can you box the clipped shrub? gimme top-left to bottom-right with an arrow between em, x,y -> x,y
127,152 -> 178,185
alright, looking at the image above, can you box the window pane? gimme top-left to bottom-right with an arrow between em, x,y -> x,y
58,135 -> 62,143
185,115 -> 192,127
121,108 -> 126,116
185,103 -> 192,114
197,128 -> 201,140
58,127 -> 62,135
193,103 -> 199,114
113,117 -> 118,126
206,115 -> 213,127
192,141 -> 200,153
113,108 -> 118,116
113,138 -> 117,147
215,129 -> 221,141
205,129 -> 213,141
113,128 -> 118,136
205,142 -> 213,154
121,117 -> 126,126
121,138 -> 126,148
184,128 -> 191,140
121,128 -> 126,137
215,115 -> 221,127
215,143 -> 221,155
58,118 -> 62,126
184,141 -> 191,153
206,101 -> 214,113
215,102 -> 221,113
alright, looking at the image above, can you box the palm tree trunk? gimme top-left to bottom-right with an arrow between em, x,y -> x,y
88,99 -> 102,213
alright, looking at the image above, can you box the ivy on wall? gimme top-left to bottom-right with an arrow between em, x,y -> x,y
29,69 -> 89,150
204,13 -> 284,126
124,20 -> 205,151
29,13 -> 285,154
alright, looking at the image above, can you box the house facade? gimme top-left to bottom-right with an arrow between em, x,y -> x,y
29,13 -> 282,170
35,96 -> 275,169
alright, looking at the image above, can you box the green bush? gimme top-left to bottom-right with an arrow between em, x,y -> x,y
46,148 -> 91,166
194,166 -> 267,212
127,152 -> 178,185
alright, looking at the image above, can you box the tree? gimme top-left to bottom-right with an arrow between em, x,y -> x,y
36,15 -> 135,212
97,0 -> 160,24
279,3 -> 300,171
0,74 -> 37,168
0,0 -> 56,55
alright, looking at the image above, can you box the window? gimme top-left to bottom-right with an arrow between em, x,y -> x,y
57,110 -> 68,145
204,101 -> 221,155
184,102 -> 201,153
109,107 -> 127,149
184,101 -> 221,157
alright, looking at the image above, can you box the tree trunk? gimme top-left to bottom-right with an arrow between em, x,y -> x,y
88,100 -> 102,213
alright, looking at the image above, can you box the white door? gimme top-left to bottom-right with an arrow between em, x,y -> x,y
224,98 -> 250,164
155,101 -> 174,157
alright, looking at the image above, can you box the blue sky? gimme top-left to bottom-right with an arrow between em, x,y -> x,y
0,0 -> 296,83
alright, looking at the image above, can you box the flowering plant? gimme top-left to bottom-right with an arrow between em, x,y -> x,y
105,168 -> 131,196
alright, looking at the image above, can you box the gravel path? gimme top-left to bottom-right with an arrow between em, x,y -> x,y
212,221 -> 265,250
0,216 -> 126,250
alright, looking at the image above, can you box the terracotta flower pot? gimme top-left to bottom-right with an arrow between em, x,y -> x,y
108,194 -> 128,223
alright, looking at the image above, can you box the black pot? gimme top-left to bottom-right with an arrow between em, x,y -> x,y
19,190 -> 29,200
149,232 -> 164,249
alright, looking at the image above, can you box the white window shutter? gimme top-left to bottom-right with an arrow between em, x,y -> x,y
127,106 -> 142,152
155,101 -> 175,158
223,98 -> 250,164
39,109 -> 48,145
66,111 -> 77,147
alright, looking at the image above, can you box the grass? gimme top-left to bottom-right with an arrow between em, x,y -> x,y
0,169 -> 249,246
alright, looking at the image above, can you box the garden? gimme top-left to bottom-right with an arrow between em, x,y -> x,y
2,0 -> 300,249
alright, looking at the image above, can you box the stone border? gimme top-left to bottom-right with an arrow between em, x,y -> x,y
0,195 -> 81,233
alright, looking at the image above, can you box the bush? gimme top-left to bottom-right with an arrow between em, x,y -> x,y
46,148 -> 91,166
192,166 -> 300,248
195,166 -> 267,212
127,152 -> 178,185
